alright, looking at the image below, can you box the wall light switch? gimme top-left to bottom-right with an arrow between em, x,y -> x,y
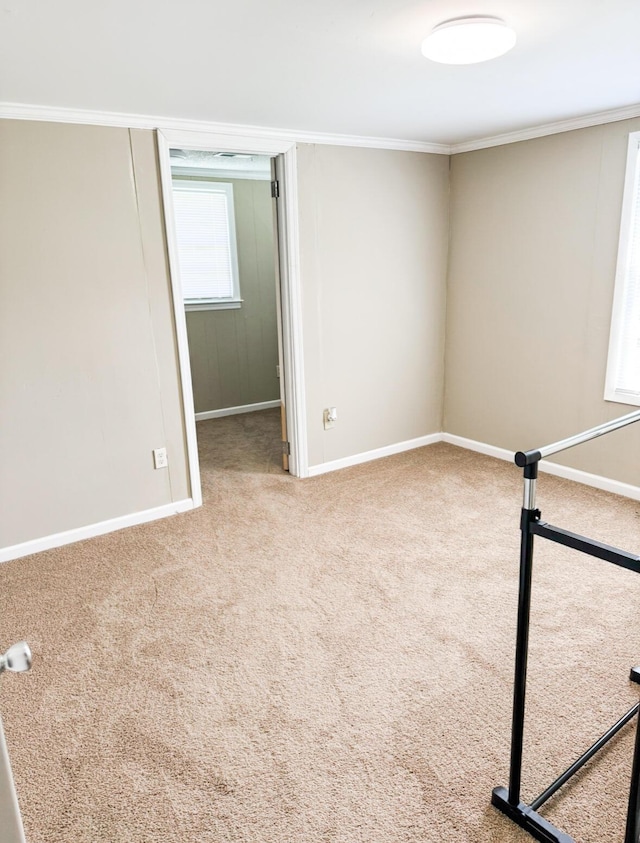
153,447 -> 168,469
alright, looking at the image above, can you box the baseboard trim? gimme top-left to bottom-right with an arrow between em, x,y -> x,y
4,431 -> 639,564
195,401 -> 280,421
307,433 -> 442,477
442,433 -> 640,502
441,433 -> 512,462
0,498 -> 195,564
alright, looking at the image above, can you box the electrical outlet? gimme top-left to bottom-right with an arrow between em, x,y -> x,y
323,407 -> 337,430
153,447 -> 168,469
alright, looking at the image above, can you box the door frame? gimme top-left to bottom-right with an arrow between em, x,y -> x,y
156,129 -> 308,504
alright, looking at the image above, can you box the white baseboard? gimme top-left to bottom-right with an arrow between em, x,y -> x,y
4,431 -> 639,565
195,400 -> 280,421
0,498 -> 195,564
307,433 -> 442,477
442,433 -> 640,502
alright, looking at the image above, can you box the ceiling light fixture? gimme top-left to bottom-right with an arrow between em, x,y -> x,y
421,16 -> 516,65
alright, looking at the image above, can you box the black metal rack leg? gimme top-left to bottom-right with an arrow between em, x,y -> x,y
625,705 -> 640,843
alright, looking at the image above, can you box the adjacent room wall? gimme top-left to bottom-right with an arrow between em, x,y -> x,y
0,120 -> 189,550
296,144 -> 450,468
183,178 -> 280,415
445,116 -> 640,485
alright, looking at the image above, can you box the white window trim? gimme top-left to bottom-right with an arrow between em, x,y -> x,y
184,300 -> 242,312
605,130 -> 640,406
171,178 -> 242,311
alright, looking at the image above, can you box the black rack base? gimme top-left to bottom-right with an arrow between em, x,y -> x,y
493,668 -> 640,842
491,787 -> 575,843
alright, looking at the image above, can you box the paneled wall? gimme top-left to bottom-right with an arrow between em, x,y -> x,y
296,144 -> 450,468
445,116 -> 640,485
0,121 -> 189,549
6,112 -> 640,555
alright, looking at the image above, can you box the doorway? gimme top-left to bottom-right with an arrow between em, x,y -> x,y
156,129 -> 307,506
171,149 -> 284,469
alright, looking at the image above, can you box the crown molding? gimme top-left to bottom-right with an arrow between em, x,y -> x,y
4,99 -> 640,158
450,102 -> 640,154
0,101 -> 451,155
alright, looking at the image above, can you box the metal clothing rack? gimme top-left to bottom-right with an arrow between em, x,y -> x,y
492,409 -> 640,843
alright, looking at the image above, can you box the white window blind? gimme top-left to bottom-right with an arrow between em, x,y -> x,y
605,134 -> 640,404
171,181 -> 240,306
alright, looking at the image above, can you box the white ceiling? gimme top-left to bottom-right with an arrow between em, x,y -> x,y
1,0 -> 639,147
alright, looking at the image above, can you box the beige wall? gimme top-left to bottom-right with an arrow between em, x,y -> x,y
0,123 -> 450,553
445,117 -> 640,484
0,121 -> 189,549
296,144 -> 450,467
7,114 -> 640,553
184,178 -> 279,414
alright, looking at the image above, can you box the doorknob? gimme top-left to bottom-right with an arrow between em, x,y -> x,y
0,642 -> 32,675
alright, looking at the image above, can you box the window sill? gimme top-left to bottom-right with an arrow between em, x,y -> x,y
185,300 -> 243,312
604,390 -> 640,408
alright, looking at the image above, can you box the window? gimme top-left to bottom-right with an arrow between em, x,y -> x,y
171,180 -> 241,310
605,132 -> 640,405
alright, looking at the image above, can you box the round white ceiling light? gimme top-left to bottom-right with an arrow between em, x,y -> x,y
421,16 -> 516,65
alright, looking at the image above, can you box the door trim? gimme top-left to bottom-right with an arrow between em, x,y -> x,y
156,129 -> 308,500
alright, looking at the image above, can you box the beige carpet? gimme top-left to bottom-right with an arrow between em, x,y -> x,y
1,409 -> 640,842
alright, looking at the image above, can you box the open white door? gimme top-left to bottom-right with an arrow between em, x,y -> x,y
0,715 -> 26,843
0,641 -> 32,843
271,157 -> 289,471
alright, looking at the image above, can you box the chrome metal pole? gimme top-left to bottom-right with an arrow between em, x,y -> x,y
523,477 -> 537,510
515,408 -> 640,467
539,409 -> 640,459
